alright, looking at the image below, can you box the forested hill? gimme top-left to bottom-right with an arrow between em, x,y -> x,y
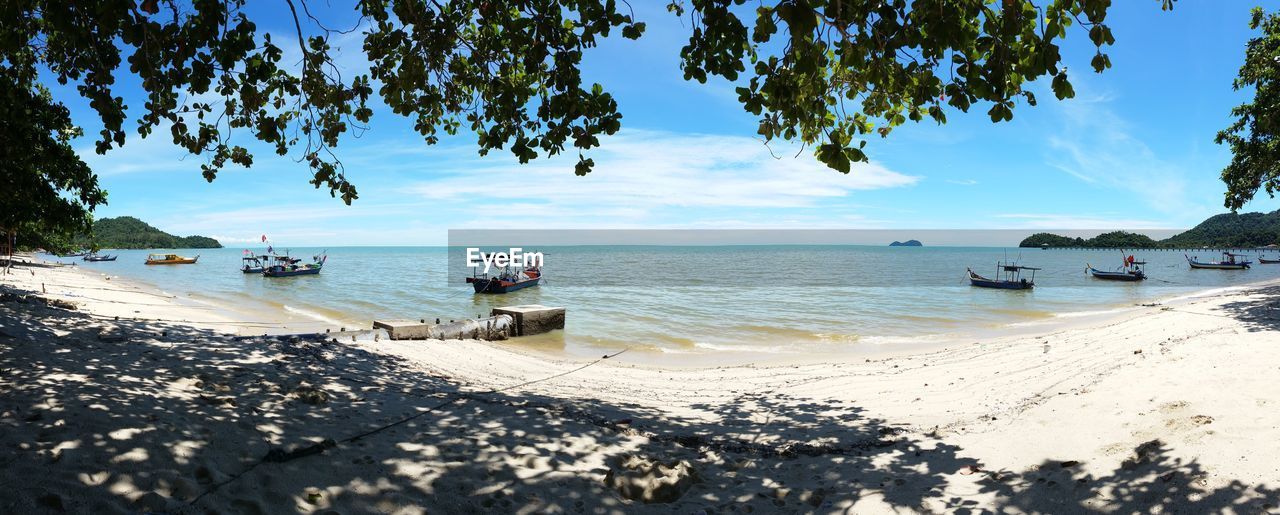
1162,211 -> 1280,248
1019,210 -> 1280,248
80,217 -> 222,249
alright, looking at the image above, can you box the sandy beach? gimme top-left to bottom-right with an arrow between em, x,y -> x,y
2,253 -> 1279,513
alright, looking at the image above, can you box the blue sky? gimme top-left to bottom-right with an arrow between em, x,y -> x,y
52,1 -> 1280,245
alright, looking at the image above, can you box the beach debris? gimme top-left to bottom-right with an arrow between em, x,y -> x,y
97,326 -> 126,343
605,454 -> 700,503
290,384 -> 329,405
1122,439 -> 1163,470
0,292 -> 77,310
1060,460 -> 1081,468
198,394 -> 236,407
959,464 -> 982,475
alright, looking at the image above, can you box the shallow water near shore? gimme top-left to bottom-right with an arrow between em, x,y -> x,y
53,246 -> 1280,357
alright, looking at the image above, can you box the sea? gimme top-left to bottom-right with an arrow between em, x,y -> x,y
52,246 -> 1280,358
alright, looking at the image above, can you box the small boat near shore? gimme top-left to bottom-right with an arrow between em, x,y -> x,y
263,254 -> 326,277
967,262 -> 1038,290
1186,252 -> 1250,270
1259,256 -> 1280,264
467,265 -> 541,294
84,254 -> 117,262
145,253 -> 199,265
1088,255 -> 1146,281
240,253 -> 274,273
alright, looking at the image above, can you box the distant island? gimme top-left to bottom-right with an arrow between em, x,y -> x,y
889,240 -> 923,247
79,216 -> 222,249
1020,210 -> 1280,248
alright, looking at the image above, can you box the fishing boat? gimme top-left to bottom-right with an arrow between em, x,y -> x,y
1259,256 -> 1280,264
263,253 -> 326,277
1186,252 -> 1250,270
967,262 -> 1038,290
84,254 -> 117,262
240,253 -> 272,273
467,265 -> 541,294
1088,255 -> 1146,281
145,253 -> 199,265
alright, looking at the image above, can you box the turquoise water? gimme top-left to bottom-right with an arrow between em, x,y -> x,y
53,246 -> 1280,356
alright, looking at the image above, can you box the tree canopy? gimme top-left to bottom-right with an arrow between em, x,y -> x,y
1219,7 -> 1280,211
0,0 -> 1182,249
0,66 -> 106,253
3,0 -> 1178,237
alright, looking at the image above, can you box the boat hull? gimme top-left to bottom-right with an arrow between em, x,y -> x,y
1260,258 -> 1280,264
468,277 -> 540,294
1188,261 -> 1249,270
967,271 -> 1032,290
242,267 -> 265,274
146,254 -> 198,265
263,267 -> 321,277
1089,268 -> 1145,281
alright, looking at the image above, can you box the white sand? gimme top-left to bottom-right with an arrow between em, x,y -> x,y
2,254 -> 1279,513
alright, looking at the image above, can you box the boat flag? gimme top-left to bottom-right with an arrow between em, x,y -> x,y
261,234 -> 267,242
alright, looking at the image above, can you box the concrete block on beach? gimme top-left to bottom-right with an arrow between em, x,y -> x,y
491,305 -> 565,336
374,315 -> 515,341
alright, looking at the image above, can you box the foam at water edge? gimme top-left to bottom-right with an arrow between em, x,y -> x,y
283,304 -> 346,327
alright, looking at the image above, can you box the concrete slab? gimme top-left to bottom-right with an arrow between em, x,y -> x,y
373,316 -> 515,341
372,319 -> 432,340
491,305 -> 565,336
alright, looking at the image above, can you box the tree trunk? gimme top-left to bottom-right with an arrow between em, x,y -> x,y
3,229 -> 14,275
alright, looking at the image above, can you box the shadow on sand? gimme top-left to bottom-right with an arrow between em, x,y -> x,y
1,288 -> 1277,513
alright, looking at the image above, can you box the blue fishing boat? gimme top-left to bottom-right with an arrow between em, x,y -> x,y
967,262 -> 1038,290
467,265 -> 541,294
263,254 -> 326,277
84,254 -> 117,262
1186,252 -> 1250,270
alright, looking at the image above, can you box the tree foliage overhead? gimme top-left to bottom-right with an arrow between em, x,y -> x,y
1,0 -> 1176,210
1218,7 -> 1280,211
674,0 -> 1173,172
0,66 -> 106,245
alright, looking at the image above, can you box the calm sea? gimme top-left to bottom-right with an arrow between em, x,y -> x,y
52,246 -> 1280,357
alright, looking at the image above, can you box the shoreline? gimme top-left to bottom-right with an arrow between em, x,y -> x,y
23,251 -> 1261,367
3,253 -> 1280,511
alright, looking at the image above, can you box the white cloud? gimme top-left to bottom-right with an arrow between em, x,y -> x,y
76,132 -> 202,176
409,129 -> 919,220
1045,92 -> 1210,219
946,179 -> 979,186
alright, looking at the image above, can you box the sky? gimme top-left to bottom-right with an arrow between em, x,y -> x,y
49,1 -> 1280,246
